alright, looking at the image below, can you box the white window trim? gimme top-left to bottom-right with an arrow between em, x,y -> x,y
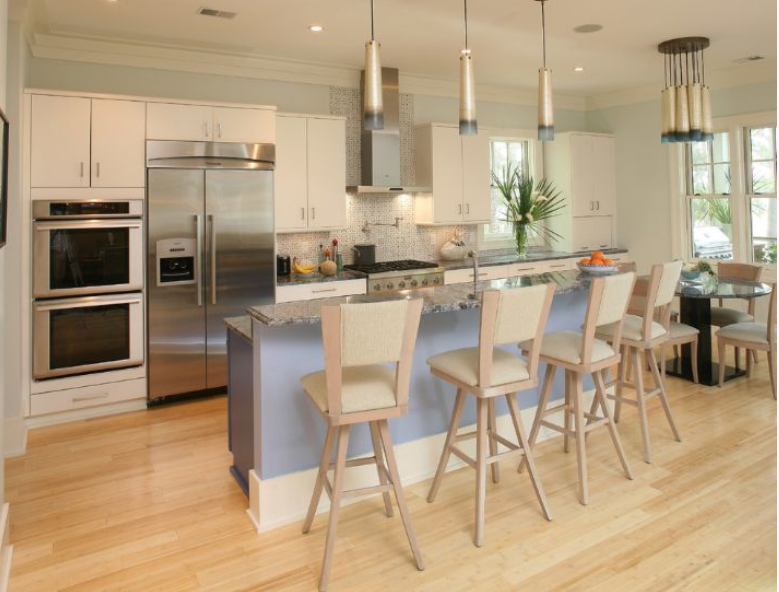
477,127 -> 544,250
669,110 -> 777,275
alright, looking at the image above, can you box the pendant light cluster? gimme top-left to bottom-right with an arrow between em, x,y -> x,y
363,0 -> 384,130
458,0 -> 477,135
658,37 -> 713,144
536,0 -> 554,141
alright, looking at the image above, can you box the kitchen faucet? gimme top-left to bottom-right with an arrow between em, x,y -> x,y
467,250 -> 479,290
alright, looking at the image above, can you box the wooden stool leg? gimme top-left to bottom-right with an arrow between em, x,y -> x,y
691,337 -> 699,385
563,371 -> 572,454
614,345 -> 628,424
474,398 -> 488,547
633,347 -> 652,464
752,349 -> 759,364
369,421 -> 394,518
520,364 -> 556,474
735,347 -> 741,370
661,345 -> 667,380
319,425 -> 350,592
593,371 -> 633,480
487,398 -> 500,484
506,393 -> 553,521
428,389 -> 466,502
673,344 -> 680,360
768,349 -> 777,400
746,346 -> 753,377
377,420 -> 424,570
648,349 -> 682,442
718,338 -> 727,387
571,372 -> 588,505
303,426 -> 337,534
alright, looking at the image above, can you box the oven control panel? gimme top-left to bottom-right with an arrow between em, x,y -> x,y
370,271 -> 444,293
156,238 -> 197,286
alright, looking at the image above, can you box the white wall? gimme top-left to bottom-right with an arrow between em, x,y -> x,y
586,80 -> 778,272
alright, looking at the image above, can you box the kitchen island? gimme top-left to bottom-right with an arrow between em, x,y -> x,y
226,270 -> 608,531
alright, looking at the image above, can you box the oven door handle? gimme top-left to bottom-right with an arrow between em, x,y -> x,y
195,215 -> 204,307
34,220 -> 142,230
35,294 -> 142,311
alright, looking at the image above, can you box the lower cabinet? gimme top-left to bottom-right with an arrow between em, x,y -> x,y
571,216 -> 614,252
30,377 -> 146,416
275,279 -> 366,303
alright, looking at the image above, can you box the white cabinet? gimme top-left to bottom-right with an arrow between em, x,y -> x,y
545,132 -> 618,253
147,103 -> 275,143
91,99 -> 146,188
31,95 -> 145,188
31,95 -> 91,188
414,124 -> 491,224
275,114 -> 347,232
275,279 -> 365,303
444,264 -> 517,285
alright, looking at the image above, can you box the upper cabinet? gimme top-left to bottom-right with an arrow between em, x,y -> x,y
31,94 -> 145,188
147,103 -> 275,143
275,114 -> 347,233
545,132 -> 618,252
414,124 -> 491,225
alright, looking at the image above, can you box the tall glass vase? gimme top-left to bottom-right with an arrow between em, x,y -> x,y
514,223 -> 529,258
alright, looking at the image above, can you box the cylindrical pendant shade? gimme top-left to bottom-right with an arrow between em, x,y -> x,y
701,85 -> 714,142
363,40 -> 384,130
674,84 -> 690,142
459,52 -> 477,135
687,82 -> 703,142
661,87 -> 677,143
538,68 -> 554,141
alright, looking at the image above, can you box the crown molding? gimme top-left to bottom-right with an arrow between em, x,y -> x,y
586,58 -> 778,111
30,32 -> 589,111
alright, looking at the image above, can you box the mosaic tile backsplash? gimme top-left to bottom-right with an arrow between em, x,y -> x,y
276,86 -> 479,264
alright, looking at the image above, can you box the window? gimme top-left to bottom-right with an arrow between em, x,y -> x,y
746,126 -> 777,263
483,138 -> 531,242
686,132 -> 734,260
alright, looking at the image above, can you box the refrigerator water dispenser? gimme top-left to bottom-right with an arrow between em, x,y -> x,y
156,238 -> 197,286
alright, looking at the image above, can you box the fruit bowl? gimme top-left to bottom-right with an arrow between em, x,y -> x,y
576,263 -> 618,275
680,269 -> 702,281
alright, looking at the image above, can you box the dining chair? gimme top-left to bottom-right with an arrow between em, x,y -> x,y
426,283 -> 555,547
301,299 -> 424,591
712,262 -> 764,366
524,273 -> 636,505
717,283 -> 776,398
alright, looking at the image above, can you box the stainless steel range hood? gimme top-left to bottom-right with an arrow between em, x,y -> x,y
347,67 -> 431,194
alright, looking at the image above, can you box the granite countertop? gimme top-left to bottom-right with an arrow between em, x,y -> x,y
436,247 -> 629,271
250,269 -> 593,327
277,269 -> 366,286
225,315 -> 253,343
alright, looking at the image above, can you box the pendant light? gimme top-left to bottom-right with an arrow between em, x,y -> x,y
363,0 -> 384,130
459,0 -> 477,135
536,0 -> 554,141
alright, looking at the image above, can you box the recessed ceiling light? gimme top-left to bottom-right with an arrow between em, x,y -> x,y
573,66 -> 585,72
573,24 -> 603,33
308,24 -> 324,32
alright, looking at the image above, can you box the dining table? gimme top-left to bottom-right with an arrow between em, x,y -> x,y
665,274 -> 772,386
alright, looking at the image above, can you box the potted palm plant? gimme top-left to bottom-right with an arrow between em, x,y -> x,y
492,164 -> 566,257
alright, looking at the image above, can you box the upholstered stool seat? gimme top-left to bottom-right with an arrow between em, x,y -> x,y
598,315 -> 667,342
711,308 -> 754,326
669,321 -> 699,339
717,322 -> 770,345
524,331 -> 615,365
302,365 -> 397,413
427,347 -> 529,387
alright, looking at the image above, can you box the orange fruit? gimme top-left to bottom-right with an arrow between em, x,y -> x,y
580,258 -> 591,265
591,258 -> 605,266
603,257 -> 614,265
592,251 -> 604,259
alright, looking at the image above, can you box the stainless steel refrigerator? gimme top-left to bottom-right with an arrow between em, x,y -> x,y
146,141 -> 275,403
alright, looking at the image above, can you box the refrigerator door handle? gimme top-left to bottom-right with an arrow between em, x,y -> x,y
195,214 -> 204,307
209,214 -> 217,305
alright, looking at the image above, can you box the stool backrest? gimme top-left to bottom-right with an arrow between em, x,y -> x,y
583,272 -> 636,364
717,262 -> 764,313
479,283 -> 555,384
641,261 -> 682,339
320,298 -> 423,417
767,283 -> 777,347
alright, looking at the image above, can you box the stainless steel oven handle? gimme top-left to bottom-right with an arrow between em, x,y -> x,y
195,215 -> 203,307
34,220 -> 142,230
209,214 -> 217,305
35,295 -> 142,311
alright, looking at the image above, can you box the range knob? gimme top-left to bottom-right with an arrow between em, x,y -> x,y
398,281 -> 406,289
373,283 -> 381,292
410,279 -> 418,287
421,278 -> 429,286
386,282 -> 394,290
433,277 -> 441,284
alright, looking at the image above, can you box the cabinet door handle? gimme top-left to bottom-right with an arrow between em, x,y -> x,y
72,393 -> 109,402
549,264 -> 566,269
470,272 -> 488,277
516,267 -> 533,272
204,122 -> 210,138
79,162 -> 84,178
311,287 -> 337,294
465,203 -> 470,215
458,204 -> 462,215
596,201 -> 600,211
95,162 -> 100,178
217,122 -> 222,139
589,201 -> 594,211
301,207 -> 305,220
311,207 -> 316,220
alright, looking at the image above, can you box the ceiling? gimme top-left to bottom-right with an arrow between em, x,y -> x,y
31,0 -> 777,96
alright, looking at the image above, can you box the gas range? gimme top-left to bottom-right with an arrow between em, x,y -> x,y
344,260 -> 445,293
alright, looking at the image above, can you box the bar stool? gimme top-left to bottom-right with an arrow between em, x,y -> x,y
717,283 -> 776,398
525,272 -> 636,505
711,263 -> 764,366
663,321 -> 700,384
301,299 -> 424,591
426,283 -> 555,548
596,261 -> 683,464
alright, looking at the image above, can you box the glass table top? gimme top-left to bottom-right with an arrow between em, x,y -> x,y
676,274 -> 772,299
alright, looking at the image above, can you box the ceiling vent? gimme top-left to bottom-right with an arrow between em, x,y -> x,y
197,7 -> 237,19
734,55 -> 765,63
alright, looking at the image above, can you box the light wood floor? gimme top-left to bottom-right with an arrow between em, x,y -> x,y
7,354 -> 777,591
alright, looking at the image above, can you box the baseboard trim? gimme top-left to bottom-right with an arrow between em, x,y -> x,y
4,417 -> 27,458
248,390 -> 603,532
25,399 -> 147,430
0,503 -> 13,592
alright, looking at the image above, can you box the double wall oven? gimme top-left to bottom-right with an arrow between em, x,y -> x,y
32,199 -> 145,380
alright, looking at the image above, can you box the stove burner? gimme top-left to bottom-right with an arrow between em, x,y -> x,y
344,259 -> 439,274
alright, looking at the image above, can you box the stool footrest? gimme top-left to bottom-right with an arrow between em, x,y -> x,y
491,433 -> 519,451
341,483 -> 394,500
540,419 -> 572,436
583,418 -> 609,432
329,456 -> 378,470
450,445 -> 477,469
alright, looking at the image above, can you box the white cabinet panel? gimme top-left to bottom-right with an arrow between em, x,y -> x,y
570,135 -> 594,217
275,116 -> 309,232
91,99 -> 146,188
430,126 -> 464,223
591,135 -> 616,216
147,102 -> 212,141
572,216 -> 613,252
275,279 -> 365,303
213,107 -> 275,143
462,131 -> 491,223
31,95 -> 91,188
306,117 -> 347,230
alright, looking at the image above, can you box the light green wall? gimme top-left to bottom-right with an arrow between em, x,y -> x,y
586,81 -> 777,271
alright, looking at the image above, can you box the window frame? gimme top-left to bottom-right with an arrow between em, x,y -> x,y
477,127 -> 543,250
744,125 -> 777,264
